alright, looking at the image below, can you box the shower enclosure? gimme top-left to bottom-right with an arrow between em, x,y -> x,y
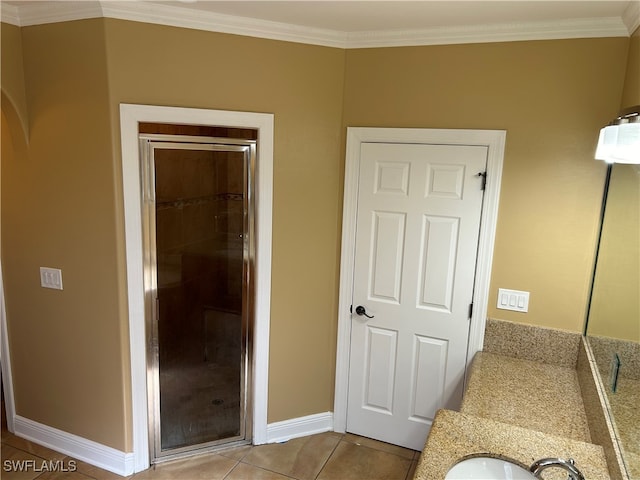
139,132 -> 255,461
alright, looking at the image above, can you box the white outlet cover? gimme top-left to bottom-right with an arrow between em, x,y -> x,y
40,267 -> 63,290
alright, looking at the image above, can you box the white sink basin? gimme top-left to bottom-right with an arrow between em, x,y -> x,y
445,456 -> 536,480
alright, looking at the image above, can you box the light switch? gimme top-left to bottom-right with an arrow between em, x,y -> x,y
40,267 -> 63,290
500,293 -> 508,306
497,288 -> 529,312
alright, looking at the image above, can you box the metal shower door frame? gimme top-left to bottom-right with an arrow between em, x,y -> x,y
139,134 -> 256,463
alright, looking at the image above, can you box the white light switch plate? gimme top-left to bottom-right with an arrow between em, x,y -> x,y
497,288 -> 529,312
40,267 -> 63,290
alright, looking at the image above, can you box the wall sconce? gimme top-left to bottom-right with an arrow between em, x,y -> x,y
595,105 -> 640,164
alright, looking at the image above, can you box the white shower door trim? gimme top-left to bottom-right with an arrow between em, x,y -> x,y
120,104 -> 273,473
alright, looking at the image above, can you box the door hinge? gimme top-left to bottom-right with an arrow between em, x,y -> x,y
477,171 -> 487,190
468,302 -> 474,319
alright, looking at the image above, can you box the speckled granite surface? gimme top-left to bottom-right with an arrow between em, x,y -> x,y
461,352 -> 591,442
413,350 -> 609,480
413,319 -> 611,480
588,335 -> 640,381
414,410 -> 609,480
609,377 -> 640,480
483,318 -> 581,367
590,336 -> 640,477
577,340 -> 628,480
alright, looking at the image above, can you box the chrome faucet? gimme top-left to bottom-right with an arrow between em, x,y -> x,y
529,458 -> 585,480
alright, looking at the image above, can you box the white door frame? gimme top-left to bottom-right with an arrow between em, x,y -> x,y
120,104 -> 273,472
333,127 -> 505,433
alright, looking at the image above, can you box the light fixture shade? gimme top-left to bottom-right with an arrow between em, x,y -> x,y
611,122 -> 640,164
594,107 -> 640,165
595,125 -> 619,163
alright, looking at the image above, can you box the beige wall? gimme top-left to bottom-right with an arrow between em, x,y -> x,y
102,19 -> 347,425
343,38 -> 628,332
586,26 -> 640,343
588,164 -> 640,342
621,26 -> 640,108
0,16 -> 633,453
2,19 -> 130,451
2,17 -> 347,449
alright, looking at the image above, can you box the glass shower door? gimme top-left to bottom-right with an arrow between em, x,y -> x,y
141,137 -> 254,460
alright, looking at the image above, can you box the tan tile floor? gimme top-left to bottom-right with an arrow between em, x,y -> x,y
2,426 -> 419,480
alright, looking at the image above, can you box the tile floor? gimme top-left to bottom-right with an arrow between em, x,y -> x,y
2,425 -> 420,480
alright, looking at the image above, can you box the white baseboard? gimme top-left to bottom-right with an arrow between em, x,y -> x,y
12,412 -> 333,474
13,416 -> 134,477
266,412 -> 334,444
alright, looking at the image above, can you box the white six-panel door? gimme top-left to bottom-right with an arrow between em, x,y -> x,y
346,142 -> 488,450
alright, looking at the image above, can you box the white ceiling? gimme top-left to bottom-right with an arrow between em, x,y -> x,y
2,0 -> 639,48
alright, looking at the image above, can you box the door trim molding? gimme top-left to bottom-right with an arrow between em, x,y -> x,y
119,104 -> 273,472
333,127 -> 505,433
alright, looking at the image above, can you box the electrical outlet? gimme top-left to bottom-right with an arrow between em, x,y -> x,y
40,267 -> 63,290
497,288 -> 528,312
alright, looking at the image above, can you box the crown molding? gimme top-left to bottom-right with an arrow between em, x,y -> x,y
1,0 -> 634,49
0,2 -> 20,26
100,1 -> 347,48
623,0 -> 640,34
5,1 -> 103,27
346,16 -> 629,49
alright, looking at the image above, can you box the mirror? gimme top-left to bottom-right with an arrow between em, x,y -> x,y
585,163 -> 640,479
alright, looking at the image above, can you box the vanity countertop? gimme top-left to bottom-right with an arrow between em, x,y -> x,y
608,376 -> 640,479
414,409 -> 610,479
460,352 -> 591,442
414,351 -> 610,479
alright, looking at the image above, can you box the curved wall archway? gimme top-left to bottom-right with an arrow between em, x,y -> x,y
1,92 -> 29,435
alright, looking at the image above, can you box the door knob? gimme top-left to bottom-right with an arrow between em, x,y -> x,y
354,305 -> 374,318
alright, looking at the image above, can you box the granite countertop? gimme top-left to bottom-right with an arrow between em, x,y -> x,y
608,376 -> 640,479
414,410 -> 610,480
461,352 -> 591,442
414,351 -> 610,479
